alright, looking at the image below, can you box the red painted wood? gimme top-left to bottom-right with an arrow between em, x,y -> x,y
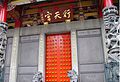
98,0 -> 103,18
45,33 -> 72,82
8,11 -> 21,28
31,0 -> 76,8
41,7 -> 73,23
15,19 -> 21,28
0,0 -> 8,22
104,0 -> 113,7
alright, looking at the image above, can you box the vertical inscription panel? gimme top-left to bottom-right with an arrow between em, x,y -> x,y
45,33 -> 72,82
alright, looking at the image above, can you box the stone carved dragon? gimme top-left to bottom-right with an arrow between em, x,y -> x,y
0,22 -> 8,81
103,3 -> 120,82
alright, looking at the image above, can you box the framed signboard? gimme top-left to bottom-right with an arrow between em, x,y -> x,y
40,5 -> 73,23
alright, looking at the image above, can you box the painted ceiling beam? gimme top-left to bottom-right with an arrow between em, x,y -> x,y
31,0 -> 75,8
10,0 -> 46,6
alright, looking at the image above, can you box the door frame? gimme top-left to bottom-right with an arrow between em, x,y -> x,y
38,31 -> 79,82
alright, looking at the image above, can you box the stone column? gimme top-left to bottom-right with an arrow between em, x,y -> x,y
9,28 -> 20,82
38,33 -> 45,82
71,30 -> 79,80
102,0 -> 120,82
0,0 -> 8,81
0,22 -> 8,82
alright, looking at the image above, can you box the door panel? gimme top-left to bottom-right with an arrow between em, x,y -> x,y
45,33 -> 71,82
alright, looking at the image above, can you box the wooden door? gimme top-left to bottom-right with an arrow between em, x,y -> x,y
45,33 -> 72,82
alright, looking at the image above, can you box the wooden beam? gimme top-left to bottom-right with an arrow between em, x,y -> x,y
31,0 -> 76,8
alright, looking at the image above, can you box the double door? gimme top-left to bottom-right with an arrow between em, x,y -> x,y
45,33 -> 72,82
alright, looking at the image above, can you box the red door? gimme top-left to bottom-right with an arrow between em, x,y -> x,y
45,33 -> 72,82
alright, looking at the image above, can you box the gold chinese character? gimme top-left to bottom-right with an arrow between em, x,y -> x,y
54,11 -> 62,19
45,11 -> 52,21
63,9 -> 71,18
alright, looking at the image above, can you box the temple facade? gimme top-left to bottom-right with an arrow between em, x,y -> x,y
1,0 -> 119,82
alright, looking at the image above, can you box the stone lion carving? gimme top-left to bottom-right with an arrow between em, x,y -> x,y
33,71 -> 43,82
67,69 -> 78,82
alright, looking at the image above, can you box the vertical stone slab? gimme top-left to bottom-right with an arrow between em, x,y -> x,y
71,31 -> 79,75
9,28 -> 19,82
38,33 -> 45,82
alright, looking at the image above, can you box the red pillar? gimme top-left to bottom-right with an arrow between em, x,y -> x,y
98,0 -> 103,18
104,0 -> 113,7
0,0 -> 8,22
8,12 -> 22,28
15,19 -> 21,28
99,0 -> 113,18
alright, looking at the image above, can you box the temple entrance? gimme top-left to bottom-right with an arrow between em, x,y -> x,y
45,33 -> 72,82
